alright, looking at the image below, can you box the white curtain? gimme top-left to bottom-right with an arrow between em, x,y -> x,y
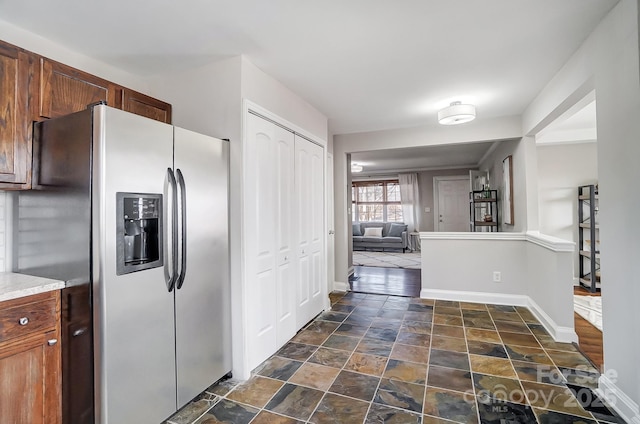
398,173 -> 421,234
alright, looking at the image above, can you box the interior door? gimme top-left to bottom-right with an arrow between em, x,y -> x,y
295,136 -> 325,328
245,113 -> 297,369
436,177 -> 470,232
173,128 -> 230,407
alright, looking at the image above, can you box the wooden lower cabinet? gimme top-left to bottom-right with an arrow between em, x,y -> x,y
61,284 -> 93,424
0,291 -> 61,424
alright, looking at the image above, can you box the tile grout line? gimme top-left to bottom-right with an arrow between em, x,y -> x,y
184,293 -> 605,424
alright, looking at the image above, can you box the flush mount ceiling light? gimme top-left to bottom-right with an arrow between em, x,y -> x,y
351,163 -> 363,173
438,101 -> 476,125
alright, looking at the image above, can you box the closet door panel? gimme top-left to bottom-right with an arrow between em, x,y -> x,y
295,136 -> 325,328
308,140 -> 325,313
245,114 -> 278,369
274,125 -> 296,345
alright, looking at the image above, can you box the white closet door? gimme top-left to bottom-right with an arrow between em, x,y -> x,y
245,114 -> 296,369
275,124 -> 296,347
295,136 -> 325,328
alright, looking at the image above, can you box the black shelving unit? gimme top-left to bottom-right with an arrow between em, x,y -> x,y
578,184 -> 600,292
470,189 -> 498,232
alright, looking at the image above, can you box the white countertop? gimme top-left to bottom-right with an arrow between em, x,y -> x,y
0,272 -> 66,302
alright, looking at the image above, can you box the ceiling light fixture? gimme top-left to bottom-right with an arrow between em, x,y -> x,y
438,101 -> 476,125
351,163 -> 363,173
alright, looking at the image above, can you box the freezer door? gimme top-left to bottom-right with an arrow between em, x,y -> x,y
92,105 -> 177,424
173,127 -> 231,407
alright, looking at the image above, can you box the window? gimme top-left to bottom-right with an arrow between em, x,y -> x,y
352,180 -> 403,222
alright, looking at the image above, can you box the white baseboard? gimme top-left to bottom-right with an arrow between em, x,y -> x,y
420,288 -> 578,344
420,288 -> 528,306
333,281 -> 350,292
527,297 -> 578,343
597,374 -> 640,424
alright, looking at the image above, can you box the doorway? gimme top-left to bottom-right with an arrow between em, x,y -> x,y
350,266 -> 421,297
535,93 -> 602,370
433,176 -> 470,232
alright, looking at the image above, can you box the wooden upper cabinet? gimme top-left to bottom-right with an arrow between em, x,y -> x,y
0,38 -> 173,189
39,58 -> 119,119
121,88 -> 172,124
0,42 -> 32,186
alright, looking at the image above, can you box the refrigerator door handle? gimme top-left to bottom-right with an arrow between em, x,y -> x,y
175,168 -> 187,290
165,168 -> 178,292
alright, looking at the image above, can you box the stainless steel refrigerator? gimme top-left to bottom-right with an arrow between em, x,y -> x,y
14,104 -> 231,424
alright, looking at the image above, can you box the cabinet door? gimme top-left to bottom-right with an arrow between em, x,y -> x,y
61,285 -> 93,424
0,42 -> 32,186
122,88 -> 172,123
0,331 -> 61,424
39,58 -> 119,119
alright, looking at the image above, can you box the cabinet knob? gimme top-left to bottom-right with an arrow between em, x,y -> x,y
47,339 -> 58,346
19,317 -> 29,326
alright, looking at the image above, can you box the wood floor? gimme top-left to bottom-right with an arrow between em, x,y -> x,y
574,286 -> 603,371
349,265 -> 421,297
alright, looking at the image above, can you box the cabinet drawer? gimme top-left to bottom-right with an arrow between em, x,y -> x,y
0,294 -> 57,344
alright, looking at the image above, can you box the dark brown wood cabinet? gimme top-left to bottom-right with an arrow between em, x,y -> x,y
0,291 -> 61,424
0,38 -> 172,189
61,284 -> 94,424
38,58 -> 120,119
0,42 -> 33,188
122,88 -> 172,124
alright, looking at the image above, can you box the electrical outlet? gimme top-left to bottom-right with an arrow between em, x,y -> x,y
493,271 -> 502,282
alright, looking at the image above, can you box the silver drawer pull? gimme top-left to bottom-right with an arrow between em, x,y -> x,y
73,328 -> 87,337
19,317 -> 29,326
47,339 -> 58,346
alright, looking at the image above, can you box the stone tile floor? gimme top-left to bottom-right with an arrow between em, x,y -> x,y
165,291 -> 626,424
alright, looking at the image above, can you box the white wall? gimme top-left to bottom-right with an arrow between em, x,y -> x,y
523,0 -> 640,420
420,232 -> 576,341
149,57 -> 242,141
151,55 -> 329,381
0,19 -> 150,98
241,57 -> 328,142
333,116 -> 523,286
478,139 -> 527,232
537,143 -> 598,279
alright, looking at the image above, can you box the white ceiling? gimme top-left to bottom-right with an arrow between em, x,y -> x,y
351,142 -> 498,174
536,99 -> 597,145
0,0 -> 617,135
